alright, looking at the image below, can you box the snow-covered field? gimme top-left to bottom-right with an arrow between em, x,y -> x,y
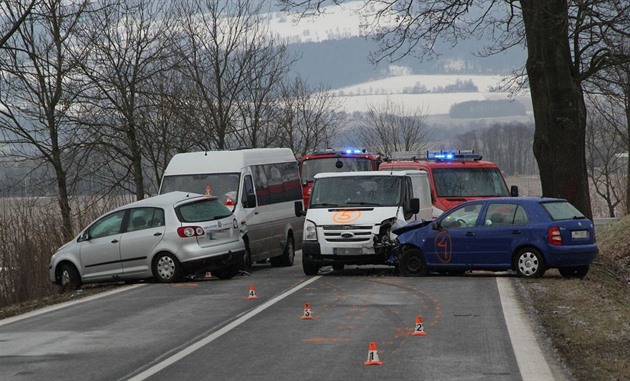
330,74 -> 532,116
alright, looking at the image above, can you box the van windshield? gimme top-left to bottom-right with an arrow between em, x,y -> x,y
432,168 -> 509,197
310,176 -> 402,208
160,173 -> 240,203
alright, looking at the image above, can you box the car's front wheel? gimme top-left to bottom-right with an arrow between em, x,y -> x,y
398,248 -> 428,277
558,265 -> 589,279
515,248 -> 546,278
302,252 -> 319,276
152,253 -> 182,283
60,263 -> 81,290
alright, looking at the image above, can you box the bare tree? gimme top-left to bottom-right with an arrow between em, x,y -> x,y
71,0 -> 176,200
352,98 -> 430,156
279,0 -> 630,218
585,100 -> 627,217
587,42 -> 630,215
173,0 -> 285,150
0,0 -> 37,48
0,0 -> 90,241
276,77 -> 343,156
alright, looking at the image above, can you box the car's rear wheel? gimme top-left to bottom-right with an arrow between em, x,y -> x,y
398,248 -> 428,277
515,248 -> 546,278
270,236 -> 295,267
152,253 -> 182,283
332,263 -> 345,271
60,263 -> 81,290
558,265 -> 589,279
302,252 -> 319,276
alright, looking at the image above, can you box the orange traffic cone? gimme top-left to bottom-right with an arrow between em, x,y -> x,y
248,285 -> 258,299
364,342 -> 383,365
301,303 -> 313,320
412,316 -> 427,336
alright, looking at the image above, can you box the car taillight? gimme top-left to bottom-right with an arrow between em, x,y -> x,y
177,226 -> 205,238
225,196 -> 235,206
547,226 -> 562,245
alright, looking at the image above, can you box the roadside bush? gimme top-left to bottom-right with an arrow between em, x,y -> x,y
0,195 -> 133,308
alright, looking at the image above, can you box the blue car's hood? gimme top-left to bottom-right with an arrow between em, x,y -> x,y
393,220 -> 431,235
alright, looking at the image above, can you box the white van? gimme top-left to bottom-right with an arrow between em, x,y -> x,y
159,148 -> 304,268
294,170 -> 432,275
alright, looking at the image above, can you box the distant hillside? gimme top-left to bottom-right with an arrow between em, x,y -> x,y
285,36 -> 526,89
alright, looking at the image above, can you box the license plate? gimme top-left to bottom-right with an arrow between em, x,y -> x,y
333,248 -> 361,255
571,230 -> 588,239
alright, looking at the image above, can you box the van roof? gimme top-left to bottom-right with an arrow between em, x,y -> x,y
163,148 -> 296,175
314,170 -> 426,179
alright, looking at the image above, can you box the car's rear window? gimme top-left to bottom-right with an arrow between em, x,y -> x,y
176,198 -> 232,223
541,201 -> 586,221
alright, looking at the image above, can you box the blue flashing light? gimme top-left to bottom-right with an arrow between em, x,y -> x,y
344,148 -> 365,154
427,150 -> 481,161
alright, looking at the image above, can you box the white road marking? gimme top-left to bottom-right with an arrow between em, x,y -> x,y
128,275 -> 322,381
0,284 -> 146,327
497,277 -> 555,381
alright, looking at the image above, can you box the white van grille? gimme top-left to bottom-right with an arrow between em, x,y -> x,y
322,225 -> 372,242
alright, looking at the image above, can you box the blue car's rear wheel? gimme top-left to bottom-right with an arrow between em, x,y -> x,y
515,248 -> 546,278
398,248 -> 428,277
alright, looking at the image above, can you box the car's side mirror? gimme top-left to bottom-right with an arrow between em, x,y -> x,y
510,185 -> 519,197
294,201 -> 306,217
432,221 -> 441,230
78,231 -> 90,242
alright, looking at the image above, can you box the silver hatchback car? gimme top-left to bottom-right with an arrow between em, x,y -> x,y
49,191 -> 245,288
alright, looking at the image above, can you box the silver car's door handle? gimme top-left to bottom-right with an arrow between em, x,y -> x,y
111,239 -> 119,243
154,232 -> 162,236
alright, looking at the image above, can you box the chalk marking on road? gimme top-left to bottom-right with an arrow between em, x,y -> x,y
128,275 -> 322,381
0,284 -> 146,327
496,277 -> 554,381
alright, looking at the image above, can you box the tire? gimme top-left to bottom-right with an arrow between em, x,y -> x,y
213,264 -> 240,280
398,248 -> 428,277
558,265 -> 589,279
152,253 -> 182,283
332,263 -> 345,271
242,250 -> 252,270
270,236 -> 295,267
302,252 -> 319,276
515,248 -> 546,278
59,263 -> 81,290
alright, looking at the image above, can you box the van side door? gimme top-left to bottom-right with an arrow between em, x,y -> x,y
241,172 -> 269,260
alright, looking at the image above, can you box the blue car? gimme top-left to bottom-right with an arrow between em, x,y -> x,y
394,197 -> 598,278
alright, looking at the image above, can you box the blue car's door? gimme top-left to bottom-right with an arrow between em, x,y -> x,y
471,203 -> 529,267
428,203 -> 484,266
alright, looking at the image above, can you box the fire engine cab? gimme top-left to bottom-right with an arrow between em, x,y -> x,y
299,149 -> 380,208
379,150 -> 518,217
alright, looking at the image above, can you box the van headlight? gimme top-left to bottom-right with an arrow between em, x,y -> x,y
304,219 -> 317,241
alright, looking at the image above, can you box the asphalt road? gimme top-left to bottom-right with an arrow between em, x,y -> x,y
0,254 -> 557,381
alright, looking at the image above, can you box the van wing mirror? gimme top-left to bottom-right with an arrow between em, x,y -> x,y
294,201 -> 306,217
510,185 -> 519,197
410,198 -> 420,214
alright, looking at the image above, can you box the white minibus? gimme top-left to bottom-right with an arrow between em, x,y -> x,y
159,148 -> 304,268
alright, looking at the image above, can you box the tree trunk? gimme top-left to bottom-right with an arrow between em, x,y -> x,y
521,0 -> 593,218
